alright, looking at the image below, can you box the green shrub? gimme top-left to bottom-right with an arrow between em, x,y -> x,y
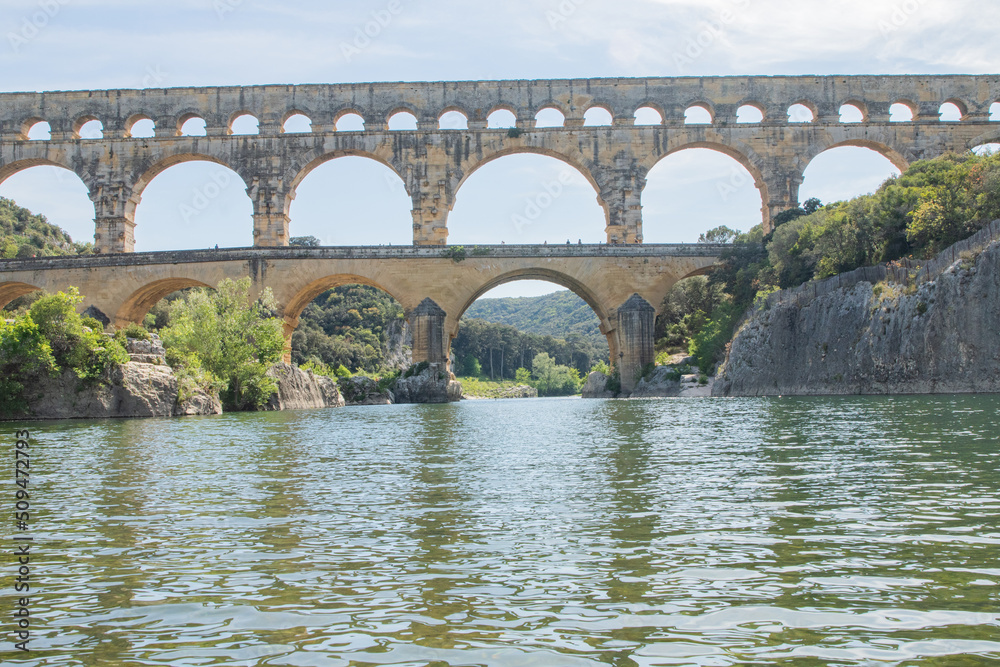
0,317 -> 58,415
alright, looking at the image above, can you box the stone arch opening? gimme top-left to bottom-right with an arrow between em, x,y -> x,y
283,112 -> 312,133
127,115 -> 155,138
736,104 -> 764,123
286,279 -> 410,374
0,163 -> 95,247
487,108 -> 517,129
991,103 -> 1000,121
890,102 -> 915,122
24,119 -> 50,140
117,277 -> 214,328
642,145 -> 766,243
535,107 -> 566,128
684,104 -> 713,125
439,109 -> 468,130
178,114 -> 207,136
800,145 -> 903,206
449,151 -> 606,245
939,101 -> 964,121
387,110 -> 418,130
634,106 -> 663,126
452,273 -> 612,382
335,111 -> 365,132
583,106 -> 613,126
288,154 -> 412,245
788,102 -> 815,123
0,282 -> 43,311
75,117 -> 104,139
132,157 -> 252,251
230,113 -> 259,135
839,103 -> 865,123
972,143 -> 1000,156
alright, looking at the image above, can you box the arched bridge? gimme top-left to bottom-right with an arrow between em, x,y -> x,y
0,244 -> 722,392
1,74 -> 997,252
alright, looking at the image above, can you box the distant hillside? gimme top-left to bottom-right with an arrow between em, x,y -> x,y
0,197 -> 92,258
465,290 -> 607,349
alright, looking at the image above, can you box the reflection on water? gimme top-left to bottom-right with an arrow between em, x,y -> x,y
6,395 -> 1000,665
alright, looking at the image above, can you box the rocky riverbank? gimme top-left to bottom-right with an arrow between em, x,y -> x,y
714,231 -> 1000,396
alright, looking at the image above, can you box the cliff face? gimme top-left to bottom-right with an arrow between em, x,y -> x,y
392,364 -> 462,404
20,335 -> 222,420
715,240 -> 1000,396
264,363 -> 346,411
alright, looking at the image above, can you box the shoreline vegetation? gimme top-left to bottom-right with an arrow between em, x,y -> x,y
3,151 -> 999,418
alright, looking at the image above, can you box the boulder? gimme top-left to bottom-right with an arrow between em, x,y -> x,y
263,363 -> 346,411
338,375 -> 394,405
581,371 -> 616,399
393,363 -> 462,404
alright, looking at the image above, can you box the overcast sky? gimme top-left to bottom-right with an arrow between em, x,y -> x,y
1,0 -> 997,297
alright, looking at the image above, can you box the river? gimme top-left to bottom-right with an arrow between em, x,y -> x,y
6,395 -> 1000,665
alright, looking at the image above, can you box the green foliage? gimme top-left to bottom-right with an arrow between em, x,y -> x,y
688,303 -> 740,375
698,225 -> 741,243
289,235 -> 321,247
655,276 -> 727,350
0,197 -> 93,259
114,322 -> 151,347
604,366 -> 621,395
403,360 -> 430,378
464,290 -> 607,352
160,277 -> 284,411
0,317 -> 58,415
507,127 -> 523,139
457,353 -> 483,378
443,245 -> 467,262
28,288 -> 129,383
0,288 -> 130,415
459,375 -> 536,398
471,245 -> 491,256
290,285 -> 405,374
531,352 -> 582,396
590,359 -> 611,377
515,367 -> 532,385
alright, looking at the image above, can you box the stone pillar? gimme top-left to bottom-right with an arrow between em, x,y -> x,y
762,169 -> 803,233
249,174 -> 291,247
408,160 -> 451,246
617,294 -> 655,394
410,298 -> 447,365
90,181 -> 138,253
596,165 -> 646,243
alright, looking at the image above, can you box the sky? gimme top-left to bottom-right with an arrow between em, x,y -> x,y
0,0 -> 997,298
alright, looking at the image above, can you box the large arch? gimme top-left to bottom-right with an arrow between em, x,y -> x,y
0,161 -> 96,246
287,152 -> 413,245
450,149 -> 606,244
451,271 -> 615,379
132,156 -> 252,251
641,143 -> 767,242
0,282 -> 42,310
115,278 -> 213,327
800,144 -> 904,205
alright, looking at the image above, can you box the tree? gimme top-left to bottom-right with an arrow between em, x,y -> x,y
290,235 -> 321,247
698,225 -> 741,243
160,277 -> 285,411
531,352 -> 582,396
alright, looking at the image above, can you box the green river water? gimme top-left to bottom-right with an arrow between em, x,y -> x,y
3,395 -> 999,665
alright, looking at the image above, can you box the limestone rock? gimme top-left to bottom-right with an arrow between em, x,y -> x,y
582,371 -> 615,399
338,375 -> 394,406
715,238 -> 1000,396
263,363 -> 346,411
629,366 -> 681,398
393,363 -> 462,404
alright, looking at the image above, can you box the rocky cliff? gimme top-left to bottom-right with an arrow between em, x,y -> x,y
393,363 -> 463,404
264,363 -> 346,411
17,334 -> 222,420
715,236 -> 1000,396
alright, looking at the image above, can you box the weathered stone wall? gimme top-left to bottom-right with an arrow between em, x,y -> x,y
714,240 -> 1000,396
1,75 -> 996,251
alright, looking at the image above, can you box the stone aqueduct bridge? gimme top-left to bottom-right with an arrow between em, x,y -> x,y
0,244 -> 722,392
1,74 -> 998,251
